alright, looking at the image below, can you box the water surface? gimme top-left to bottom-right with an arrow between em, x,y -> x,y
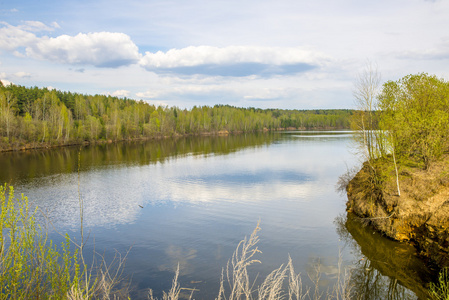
0,132 -> 433,299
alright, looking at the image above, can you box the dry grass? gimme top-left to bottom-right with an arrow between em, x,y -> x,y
148,264 -> 195,300
150,222 -> 356,300
65,250 -> 130,300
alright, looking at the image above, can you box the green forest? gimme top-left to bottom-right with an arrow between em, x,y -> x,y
0,82 -> 353,151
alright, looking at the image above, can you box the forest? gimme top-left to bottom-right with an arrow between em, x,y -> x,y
0,82 -> 353,151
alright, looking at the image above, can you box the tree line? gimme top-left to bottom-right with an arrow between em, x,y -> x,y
0,82 -> 353,151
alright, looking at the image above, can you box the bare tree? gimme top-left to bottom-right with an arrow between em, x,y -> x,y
352,62 -> 400,196
352,61 -> 382,162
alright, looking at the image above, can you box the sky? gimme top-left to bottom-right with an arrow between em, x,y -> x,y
1,0 -> 449,109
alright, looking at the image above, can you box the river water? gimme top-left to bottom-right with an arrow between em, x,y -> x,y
0,131 -> 435,299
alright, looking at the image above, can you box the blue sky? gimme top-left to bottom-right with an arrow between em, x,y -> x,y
1,0 -> 449,109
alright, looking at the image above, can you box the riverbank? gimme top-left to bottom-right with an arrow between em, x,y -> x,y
0,126 -> 346,153
0,130 -> 233,152
346,155 -> 449,268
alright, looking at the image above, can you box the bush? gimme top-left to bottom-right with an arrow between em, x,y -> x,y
0,184 -> 84,298
429,268 -> 449,300
378,73 -> 449,169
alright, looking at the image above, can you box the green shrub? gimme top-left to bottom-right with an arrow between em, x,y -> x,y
430,268 -> 449,300
0,184 -> 84,299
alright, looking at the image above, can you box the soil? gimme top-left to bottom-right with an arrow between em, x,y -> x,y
346,155 -> 449,267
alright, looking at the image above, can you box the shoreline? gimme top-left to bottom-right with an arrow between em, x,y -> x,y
0,126 -> 347,153
345,156 -> 449,269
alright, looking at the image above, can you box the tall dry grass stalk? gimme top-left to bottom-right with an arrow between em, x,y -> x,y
152,222 -> 355,300
148,264 -> 194,300
287,256 -> 309,300
218,222 -> 262,300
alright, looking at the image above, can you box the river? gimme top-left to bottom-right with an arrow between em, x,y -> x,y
0,131 -> 434,299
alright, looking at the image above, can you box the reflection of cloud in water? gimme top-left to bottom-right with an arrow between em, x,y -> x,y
18,135 -> 352,230
25,160 -> 321,229
163,181 -> 318,204
158,245 -> 197,276
21,168 -> 147,229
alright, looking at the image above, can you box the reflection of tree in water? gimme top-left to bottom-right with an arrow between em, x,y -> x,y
0,133 -> 279,183
334,214 -> 436,299
351,259 -> 415,300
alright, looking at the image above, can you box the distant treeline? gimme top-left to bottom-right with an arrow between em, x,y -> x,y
0,83 -> 353,150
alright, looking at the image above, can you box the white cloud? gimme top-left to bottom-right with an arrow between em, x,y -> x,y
0,22 -> 141,68
243,87 -> 290,100
107,89 -> 131,98
137,84 -> 239,101
141,46 -> 326,68
26,32 -> 141,67
14,71 -> 31,78
51,22 -> 61,29
398,37 -> 449,60
0,79 -> 13,86
13,50 -> 26,57
20,21 -> 54,32
139,46 -> 331,77
136,91 -> 162,99
0,71 -> 31,82
0,22 -> 38,51
0,21 -> 56,52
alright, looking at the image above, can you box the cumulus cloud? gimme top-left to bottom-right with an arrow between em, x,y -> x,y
51,22 -> 61,29
0,71 -> 31,82
139,46 -> 330,77
0,72 -> 11,86
27,32 -> 141,68
13,71 -> 31,78
106,89 -> 131,98
0,22 -> 38,51
20,21 -> 55,32
0,79 -> 13,86
0,22 -> 141,68
136,91 -> 162,99
0,21 -> 57,52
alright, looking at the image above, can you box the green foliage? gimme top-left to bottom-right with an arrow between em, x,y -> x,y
429,268 -> 449,300
0,184 -> 84,299
378,73 -> 449,169
0,84 -> 353,151
351,73 -> 449,200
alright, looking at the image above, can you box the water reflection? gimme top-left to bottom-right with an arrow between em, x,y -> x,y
335,213 -> 435,299
0,133 -> 278,184
0,134 -> 279,228
159,245 -> 198,276
0,132 -> 348,229
0,131 -> 431,299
